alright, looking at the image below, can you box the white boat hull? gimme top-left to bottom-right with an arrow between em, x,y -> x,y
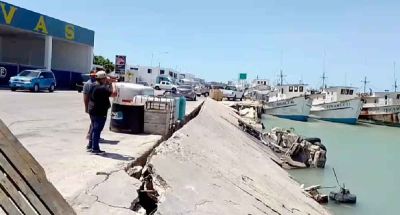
359,104 -> 400,125
310,98 -> 363,124
263,96 -> 311,121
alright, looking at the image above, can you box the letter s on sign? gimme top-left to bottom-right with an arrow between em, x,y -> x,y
65,24 -> 75,40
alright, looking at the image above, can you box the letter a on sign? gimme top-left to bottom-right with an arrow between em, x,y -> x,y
0,3 -> 17,24
34,15 -> 48,34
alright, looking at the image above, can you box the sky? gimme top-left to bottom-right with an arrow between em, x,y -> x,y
7,0 -> 400,91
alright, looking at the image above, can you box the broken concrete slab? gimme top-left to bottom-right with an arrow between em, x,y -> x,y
149,99 -> 330,215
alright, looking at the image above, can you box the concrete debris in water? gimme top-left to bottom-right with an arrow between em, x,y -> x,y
262,127 -> 327,168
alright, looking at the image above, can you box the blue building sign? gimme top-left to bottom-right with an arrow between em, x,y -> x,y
0,1 -> 94,46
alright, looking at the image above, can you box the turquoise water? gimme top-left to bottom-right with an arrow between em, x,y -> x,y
261,115 -> 400,215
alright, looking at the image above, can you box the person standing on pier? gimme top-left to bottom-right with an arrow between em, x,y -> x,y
83,70 -> 97,144
87,71 -> 117,154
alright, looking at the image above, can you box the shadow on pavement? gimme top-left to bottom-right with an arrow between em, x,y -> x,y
100,152 -> 134,161
100,139 -> 120,145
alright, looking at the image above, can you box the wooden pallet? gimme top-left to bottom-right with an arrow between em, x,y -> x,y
0,119 -> 75,214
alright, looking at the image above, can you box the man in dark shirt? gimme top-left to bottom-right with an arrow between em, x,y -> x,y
87,71 -> 116,154
83,70 -> 97,141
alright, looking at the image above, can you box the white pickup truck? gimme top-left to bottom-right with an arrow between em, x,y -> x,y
154,81 -> 178,91
221,85 -> 244,101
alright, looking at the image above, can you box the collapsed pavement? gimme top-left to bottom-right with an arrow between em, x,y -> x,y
139,99 -> 330,215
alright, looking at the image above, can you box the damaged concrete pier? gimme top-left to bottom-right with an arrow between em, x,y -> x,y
147,99 -> 330,214
0,90 -> 329,214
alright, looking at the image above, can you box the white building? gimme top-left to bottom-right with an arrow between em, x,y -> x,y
125,65 -> 180,86
0,1 -> 94,89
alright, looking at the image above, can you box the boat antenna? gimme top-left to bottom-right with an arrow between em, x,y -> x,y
361,76 -> 369,94
332,168 -> 343,189
394,62 -> 398,92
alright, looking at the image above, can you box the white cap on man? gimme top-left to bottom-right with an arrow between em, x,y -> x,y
96,71 -> 107,79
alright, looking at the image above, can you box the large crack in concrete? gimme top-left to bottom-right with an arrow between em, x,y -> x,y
127,101 -> 205,215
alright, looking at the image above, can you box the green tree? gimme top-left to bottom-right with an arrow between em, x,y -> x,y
93,55 -> 115,73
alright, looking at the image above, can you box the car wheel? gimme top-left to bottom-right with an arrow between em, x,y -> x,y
11,87 -> 16,92
32,84 -> 39,92
49,84 -> 55,92
155,86 -> 161,90
233,96 -> 237,101
193,95 -> 197,101
171,88 -> 176,93
205,92 -> 209,97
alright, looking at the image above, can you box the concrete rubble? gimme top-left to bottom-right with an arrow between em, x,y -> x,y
144,99 -> 330,214
262,128 -> 327,168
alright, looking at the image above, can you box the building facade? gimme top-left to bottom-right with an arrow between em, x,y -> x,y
0,1 -> 95,89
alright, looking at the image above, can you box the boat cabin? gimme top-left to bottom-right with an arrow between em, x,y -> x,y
361,92 -> 400,106
312,86 -> 358,104
252,79 -> 269,86
269,84 -> 307,100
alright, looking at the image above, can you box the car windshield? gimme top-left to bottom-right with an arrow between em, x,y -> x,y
179,85 -> 192,89
225,86 -> 237,91
18,70 -> 40,78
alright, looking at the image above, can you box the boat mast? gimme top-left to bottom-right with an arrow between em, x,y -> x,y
361,76 -> 369,94
321,72 -> 327,89
394,62 -> 398,92
279,70 -> 285,86
321,50 -> 327,89
278,51 -> 286,86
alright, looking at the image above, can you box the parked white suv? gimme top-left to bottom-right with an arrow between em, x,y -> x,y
221,85 -> 244,101
154,81 -> 177,91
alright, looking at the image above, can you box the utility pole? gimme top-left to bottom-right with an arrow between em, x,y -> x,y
361,76 -> 369,94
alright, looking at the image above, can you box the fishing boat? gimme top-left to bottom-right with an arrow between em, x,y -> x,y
263,84 -> 311,121
359,92 -> 400,126
310,86 -> 363,124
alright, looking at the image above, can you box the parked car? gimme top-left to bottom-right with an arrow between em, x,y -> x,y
154,81 -> 177,91
76,73 -> 91,93
177,85 -> 197,101
9,69 -> 56,92
195,84 -> 210,97
221,85 -> 244,101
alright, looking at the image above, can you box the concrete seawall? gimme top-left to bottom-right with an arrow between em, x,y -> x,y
149,99 -> 330,214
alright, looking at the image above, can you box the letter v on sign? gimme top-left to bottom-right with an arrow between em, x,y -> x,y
0,3 -> 17,25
